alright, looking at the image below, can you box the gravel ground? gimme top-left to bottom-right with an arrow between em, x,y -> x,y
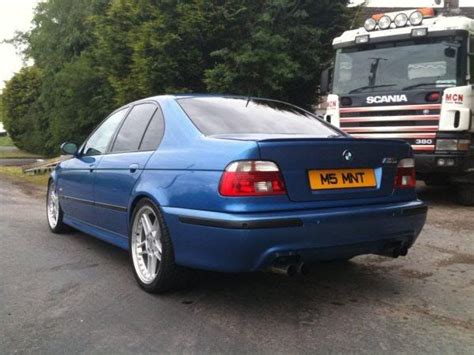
0,177 -> 473,354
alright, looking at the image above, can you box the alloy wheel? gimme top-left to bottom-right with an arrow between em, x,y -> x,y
131,205 -> 163,284
47,183 -> 60,229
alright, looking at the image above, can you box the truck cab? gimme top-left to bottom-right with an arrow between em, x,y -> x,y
323,8 -> 474,205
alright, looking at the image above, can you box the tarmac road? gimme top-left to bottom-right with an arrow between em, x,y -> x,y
1,177 -> 473,354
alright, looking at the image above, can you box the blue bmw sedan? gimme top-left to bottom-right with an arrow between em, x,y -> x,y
47,95 -> 427,293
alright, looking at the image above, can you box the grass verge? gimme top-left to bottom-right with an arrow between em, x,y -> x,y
0,150 -> 42,159
0,167 -> 50,187
0,135 -> 14,147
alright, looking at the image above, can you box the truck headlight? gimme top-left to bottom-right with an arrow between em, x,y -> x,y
364,18 -> 377,31
436,139 -> 471,151
394,13 -> 408,27
409,11 -> 423,26
378,15 -> 392,30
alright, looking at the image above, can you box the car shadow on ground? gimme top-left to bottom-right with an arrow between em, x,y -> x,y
416,181 -> 459,207
66,227 -> 402,308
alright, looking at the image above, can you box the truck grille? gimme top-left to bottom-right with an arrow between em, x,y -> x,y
339,104 -> 441,152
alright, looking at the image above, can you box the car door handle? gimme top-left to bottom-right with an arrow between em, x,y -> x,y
129,164 -> 140,173
89,164 -> 95,173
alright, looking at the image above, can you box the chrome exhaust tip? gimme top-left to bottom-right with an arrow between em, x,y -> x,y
269,263 -> 298,277
377,242 -> 409,259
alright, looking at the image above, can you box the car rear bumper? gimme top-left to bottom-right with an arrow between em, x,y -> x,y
162,201 -> 427,272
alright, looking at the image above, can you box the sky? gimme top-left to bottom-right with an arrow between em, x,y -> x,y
0,0 -> 39,91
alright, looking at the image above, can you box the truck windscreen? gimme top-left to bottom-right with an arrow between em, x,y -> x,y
332,37 -> 465,95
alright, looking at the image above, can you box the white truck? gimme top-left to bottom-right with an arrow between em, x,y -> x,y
321,7 -> 474,205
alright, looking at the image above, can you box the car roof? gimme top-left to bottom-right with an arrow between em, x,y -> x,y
130,93 -> 304,109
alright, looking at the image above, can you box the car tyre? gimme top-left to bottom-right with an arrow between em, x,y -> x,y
129,198 -> 190,293
457,184 -> 474,206
46,180 -> 68,233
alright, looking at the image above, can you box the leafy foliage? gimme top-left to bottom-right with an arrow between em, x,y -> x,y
2,67 -> 45,152
2,0 -> 353,155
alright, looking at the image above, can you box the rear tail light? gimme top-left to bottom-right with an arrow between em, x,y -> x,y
219,161 -> 286,197
394,158 -> 416,189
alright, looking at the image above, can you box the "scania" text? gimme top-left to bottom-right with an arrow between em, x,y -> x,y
366,95 -> 408,104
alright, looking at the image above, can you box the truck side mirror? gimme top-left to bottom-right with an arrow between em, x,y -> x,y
320,67 -> 333,95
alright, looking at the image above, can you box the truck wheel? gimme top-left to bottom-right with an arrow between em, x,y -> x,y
457,184 -> 474,206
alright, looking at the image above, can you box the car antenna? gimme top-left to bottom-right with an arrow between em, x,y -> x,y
246,93 -> 252,107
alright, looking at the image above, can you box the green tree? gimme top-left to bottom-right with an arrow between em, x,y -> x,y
2,66 -> 45,152
0,94 -> 4,122
10,0 -> 113,154
204,0 -> 352,108
4,0 -> 353,155
94,0 -> 353,109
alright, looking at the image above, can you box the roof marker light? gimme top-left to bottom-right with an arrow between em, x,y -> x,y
364,18 -> 377,31
371,13 -> 385,22
394,13 -> 408,27
417,7 -> 435,18
378,15 -> 392,30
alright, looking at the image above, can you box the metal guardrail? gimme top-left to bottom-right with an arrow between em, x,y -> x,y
22,156 -> 70,175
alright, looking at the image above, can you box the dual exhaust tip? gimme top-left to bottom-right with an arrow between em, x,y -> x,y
269,243 -> 410,277
269,262 -> 309,277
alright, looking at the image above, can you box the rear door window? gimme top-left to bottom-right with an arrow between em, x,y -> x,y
112,103 -> 157,153
139,108 -> 165,151
177,97 -> 340,137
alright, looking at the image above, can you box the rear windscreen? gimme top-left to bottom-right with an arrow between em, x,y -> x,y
177,97 -> 341,137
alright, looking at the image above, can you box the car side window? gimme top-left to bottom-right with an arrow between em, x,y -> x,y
139,107 -> 165,151
112,103 -> 157,153
83,109 -> 127,156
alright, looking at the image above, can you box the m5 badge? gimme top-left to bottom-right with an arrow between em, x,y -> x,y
383,157 -> 398,165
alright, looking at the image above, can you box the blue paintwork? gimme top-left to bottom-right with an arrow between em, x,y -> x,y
52,95 -> 427,272
94,151 -> 154,235
57,155 -> 101,224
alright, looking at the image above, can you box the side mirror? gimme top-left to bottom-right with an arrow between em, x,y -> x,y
60,142 -> 78,156
320,67 -> 333,95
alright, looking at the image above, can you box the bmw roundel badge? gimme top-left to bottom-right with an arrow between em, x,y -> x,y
343,150 -> 353,161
